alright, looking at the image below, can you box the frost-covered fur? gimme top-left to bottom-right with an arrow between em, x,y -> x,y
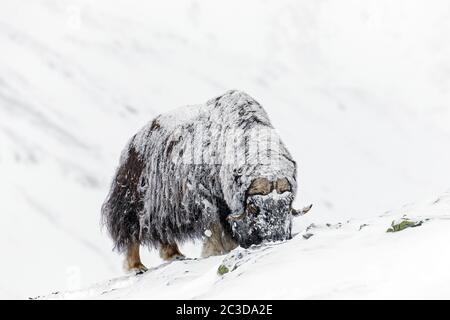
101,90 -> 297,252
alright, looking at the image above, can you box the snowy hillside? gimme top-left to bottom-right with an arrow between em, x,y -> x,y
1,0 -> 450,299
40,192 -> 450,299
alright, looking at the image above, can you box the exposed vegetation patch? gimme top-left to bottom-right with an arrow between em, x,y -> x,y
387,218 -> 423,233
217,265 -> 230,275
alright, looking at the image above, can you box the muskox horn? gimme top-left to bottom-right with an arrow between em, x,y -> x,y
247,177 -> 272,196
275,178 -> 291,193
292,204 -> 313,217
227,211 -> 247,221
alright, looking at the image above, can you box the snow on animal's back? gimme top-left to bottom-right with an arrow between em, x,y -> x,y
130,102 -> 207,156
208,90 -> 272,127
132,90 -> 274,158
157,103 -> 208,131
147,90 -> 290,173
157,90 -> 272,131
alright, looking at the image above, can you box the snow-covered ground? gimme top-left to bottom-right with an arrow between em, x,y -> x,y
1,0 -> 450,299
41,192 -> 450,299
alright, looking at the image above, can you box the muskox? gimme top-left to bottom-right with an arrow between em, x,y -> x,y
102,90 -> 309,273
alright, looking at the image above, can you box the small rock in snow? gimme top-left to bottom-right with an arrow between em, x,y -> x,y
303,233 -> 314,240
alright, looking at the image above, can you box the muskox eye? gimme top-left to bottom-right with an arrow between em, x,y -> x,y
276,178 -> 291,193
247,177 -> 271,196
247,203 -> 259,215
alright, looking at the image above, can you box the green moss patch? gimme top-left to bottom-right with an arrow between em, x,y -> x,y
217,265 -> 229,275
387,219 -> 423,233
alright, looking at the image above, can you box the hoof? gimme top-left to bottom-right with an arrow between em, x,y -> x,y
134,268 -> 147,275
127,263 -> 148,275
159,243 -> 185,261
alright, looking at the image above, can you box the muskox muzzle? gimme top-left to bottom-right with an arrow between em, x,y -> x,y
228,191 -> 295,248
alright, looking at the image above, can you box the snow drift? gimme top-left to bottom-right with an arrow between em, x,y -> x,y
40,192 -> 450,299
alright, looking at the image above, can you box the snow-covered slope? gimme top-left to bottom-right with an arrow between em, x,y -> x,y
1,0 -> 450,298
41,192 -> 450,300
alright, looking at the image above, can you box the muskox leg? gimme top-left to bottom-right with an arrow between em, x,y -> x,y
159,243 -> 185,261
201,224 -> 238,258
124,242 -> 148,274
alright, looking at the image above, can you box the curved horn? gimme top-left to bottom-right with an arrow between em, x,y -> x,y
227,211 -> 247,221
292,204 -> 313,217
275,178 -> 291,193
247,177 -> 272,196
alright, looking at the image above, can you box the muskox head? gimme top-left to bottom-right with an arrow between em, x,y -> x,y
227,177 -> 296,248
